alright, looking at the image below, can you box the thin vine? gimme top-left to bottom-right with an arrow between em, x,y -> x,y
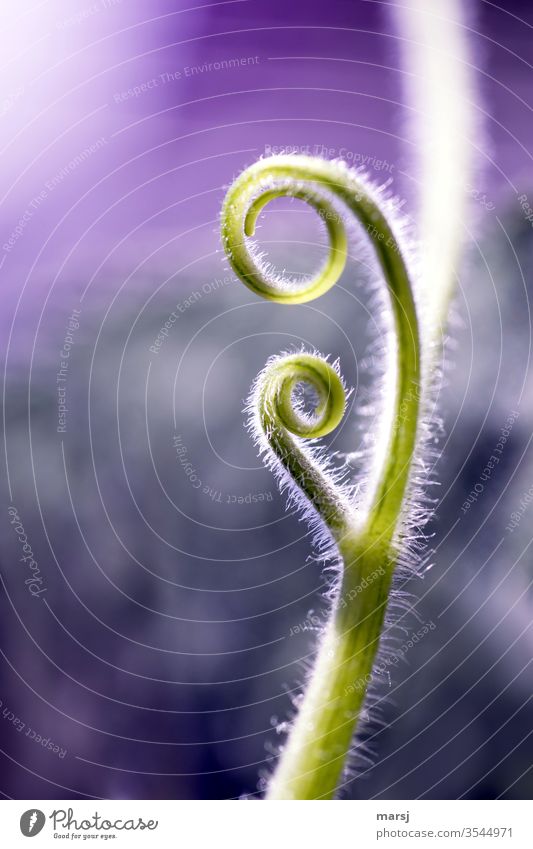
221,154 -> 422,800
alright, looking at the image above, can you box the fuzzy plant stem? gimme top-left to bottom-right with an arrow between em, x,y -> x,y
221,155 -> 421,800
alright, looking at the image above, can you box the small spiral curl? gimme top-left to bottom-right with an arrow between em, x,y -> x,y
259,353 -> 346,440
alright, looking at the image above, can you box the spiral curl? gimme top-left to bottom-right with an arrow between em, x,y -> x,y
222,161 -> 348,303
251,352 -> 350,537
258,353 -> 345,439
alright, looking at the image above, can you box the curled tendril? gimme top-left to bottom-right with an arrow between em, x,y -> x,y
253,352 -> 349,537
259,354 -> 346,440
220,154 -> 422,800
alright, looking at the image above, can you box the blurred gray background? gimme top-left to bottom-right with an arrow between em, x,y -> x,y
0,0 -> 532,800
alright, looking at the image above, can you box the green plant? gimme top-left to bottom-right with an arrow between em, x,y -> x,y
220,154 -> 425,800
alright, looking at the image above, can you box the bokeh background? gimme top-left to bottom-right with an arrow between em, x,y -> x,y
0,0 -> 532,800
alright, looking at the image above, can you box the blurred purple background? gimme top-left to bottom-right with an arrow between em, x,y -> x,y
0,0 -> 532,800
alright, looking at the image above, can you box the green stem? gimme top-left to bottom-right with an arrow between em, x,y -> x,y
267,537 -> 394,799
221,154 -> 421,800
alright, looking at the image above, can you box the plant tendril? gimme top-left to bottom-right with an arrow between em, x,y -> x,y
221,154 -> 422,799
